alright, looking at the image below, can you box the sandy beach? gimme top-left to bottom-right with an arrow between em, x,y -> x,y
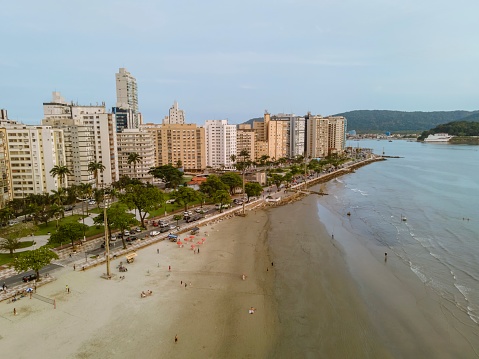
2,169 -> 479,358
0,210 -> 278,359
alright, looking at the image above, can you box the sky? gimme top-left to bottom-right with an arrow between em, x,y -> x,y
1,0 -> 478,126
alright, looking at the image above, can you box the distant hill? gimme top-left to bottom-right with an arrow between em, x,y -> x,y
418,121 -> 479,140
241,110 -> 479,133
332,110 -> 479,133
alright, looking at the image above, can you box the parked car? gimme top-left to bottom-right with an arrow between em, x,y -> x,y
265,196 -> 281,203
110,235 -> 117,242
126,236 -> 138,242
195,208 -> 206,214
88,200 -> 96,205
184,211 -> 192,216
135,227 -> 142,233
166,199 -> 176,204
22,274 -> 37,282
150,230 -> 160,236
168,224 -> 178,230
160,226 -> 170,233
159,221 -> 169,228
124,230 -> 130,236
215,203 -> 230,210
186,215 -> 202,223
233,199 -> 243,205
64,205 -> 74,211
101,241 -> 113,248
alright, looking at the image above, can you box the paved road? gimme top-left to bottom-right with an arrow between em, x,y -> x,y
1,264 -> 63,289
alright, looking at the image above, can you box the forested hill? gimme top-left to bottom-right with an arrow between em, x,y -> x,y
418,121 -> 479,140
333,110 -> 479,133
242,110 -> 479,133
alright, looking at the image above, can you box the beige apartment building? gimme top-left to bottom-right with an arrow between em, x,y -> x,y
306,115 -> 346,158
253,112 -> 270,160
117,129 -> 155,183
145,123 -> 206,172
268,118 -> 290,161
236,124 -> 255,160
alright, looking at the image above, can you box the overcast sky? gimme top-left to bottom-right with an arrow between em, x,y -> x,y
1,0 -> 478,125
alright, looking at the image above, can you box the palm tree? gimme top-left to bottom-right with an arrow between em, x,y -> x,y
50,165 -> 71,189
237,150 -> 250,215
127,152 -> 143,177
88,161 -> 106,188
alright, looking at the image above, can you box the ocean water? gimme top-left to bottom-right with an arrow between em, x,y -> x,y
316,139 -> 479,324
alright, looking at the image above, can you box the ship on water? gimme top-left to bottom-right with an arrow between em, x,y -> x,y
424,133 -> 453,142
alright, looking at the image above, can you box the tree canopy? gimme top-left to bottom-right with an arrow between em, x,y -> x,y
49,222 -> 88,247
149,165 -> 183,189
220,172 -> 243,195
172,187 -> 199,211
119,184 -> 164,227
12,247 -> 59,280
199,175 -> 229,198
245,182 -> 263,199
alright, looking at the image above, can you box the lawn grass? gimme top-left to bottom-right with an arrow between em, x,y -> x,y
18,241 -> 34,249
34,215 -> 86,235
0,253 -> 16,266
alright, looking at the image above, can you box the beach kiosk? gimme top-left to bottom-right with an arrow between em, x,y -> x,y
125,252 -> 137,263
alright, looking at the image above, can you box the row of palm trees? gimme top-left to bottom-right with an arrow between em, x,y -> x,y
49,152 -> 143,190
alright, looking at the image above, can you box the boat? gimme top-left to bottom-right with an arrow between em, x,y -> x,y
401,214 -> 407,222
424,133 -> 453,142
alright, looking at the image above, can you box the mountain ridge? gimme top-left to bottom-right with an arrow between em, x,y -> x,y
241,110 -> 479,133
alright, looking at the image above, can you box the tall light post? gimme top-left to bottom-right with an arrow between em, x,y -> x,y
103,187 -> 111,278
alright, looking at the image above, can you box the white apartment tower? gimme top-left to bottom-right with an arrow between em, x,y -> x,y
1,122 -> 66,199
204,120 -> 237,169
115,68 -> 139,128
42,92 -> 119,187
163,101 -> 185,125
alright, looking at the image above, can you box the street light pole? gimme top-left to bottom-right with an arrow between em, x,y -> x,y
103,188 -> 111,278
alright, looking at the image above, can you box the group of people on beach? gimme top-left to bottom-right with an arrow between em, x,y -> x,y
140,290 -> 152,298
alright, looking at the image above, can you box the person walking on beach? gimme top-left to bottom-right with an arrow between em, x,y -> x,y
66,285 -> 69,293
157,248 -> 159,254
175,334 -> 178,343
168,265 -> 171,272
13,308 -> 16,316
73,264 -> 76,271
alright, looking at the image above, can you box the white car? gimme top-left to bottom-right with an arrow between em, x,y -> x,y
265,196 -> 281,203
124,230 -> 130,236
110,235 -> 117,242
166,199 -> 176,204
149,230 -> 160,236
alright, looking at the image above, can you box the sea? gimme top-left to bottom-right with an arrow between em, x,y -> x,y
317,139 -> 479,325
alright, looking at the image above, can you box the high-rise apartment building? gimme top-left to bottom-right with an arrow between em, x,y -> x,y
268,116 -> 290,161
1,120 -> 66,200
236,124 -> 255,160
117,129 -> 155,183
163,101 -> 185,125
115,68 -> 139,130
145,123 -> 206,172
306,115 -> 346,158
204,120 -> 237,169
42,92 -> 119,186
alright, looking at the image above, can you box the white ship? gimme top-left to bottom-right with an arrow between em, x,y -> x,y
424,133 -> 453,142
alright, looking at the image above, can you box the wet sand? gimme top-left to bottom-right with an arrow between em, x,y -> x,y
269,190 -> 479,358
